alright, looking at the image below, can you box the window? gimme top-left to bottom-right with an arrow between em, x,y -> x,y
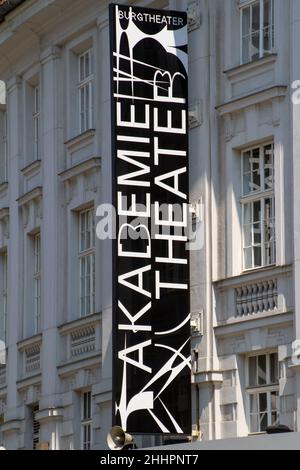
0,111 -> 7,184
247,353 -> 279,433
79,209 -> 95,317
241,0 -> 274,64
34,234 -> 41,334
33,86 -> 40,161
0,252 -> 7,344
78,49 -> 94,133
81,391 -> 92,450
32,405 -> 40,450
241,143 -> 275,270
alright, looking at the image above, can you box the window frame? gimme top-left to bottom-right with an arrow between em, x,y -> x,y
241,142 -> 276,271
246,352 -> 279,434
240,0 -> 275,65
78,208 -> 95,318
78,49 -> 94,134
34,233 -> 41,335
33,85 -> 40,162
81,390 -> 92,450
0,111 -> 7,184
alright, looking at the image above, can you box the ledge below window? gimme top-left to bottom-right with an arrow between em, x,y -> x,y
21,159 -> 41,178
216,85 -> 287,117
17,186 -> 42,208
58,157 -> 101,183
64,129 -> 96,152
224,54 -> 278,80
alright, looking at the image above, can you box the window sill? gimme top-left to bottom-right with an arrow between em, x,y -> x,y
216,85 -> 287,117
242,264 -> 276,275
21,159 -> 41,178
58,311 -> 101,335
213,264 -> 292,288
246,384 -> 279,392
224,54 -> 277,79
17,186 -> 43,208
65,129 -> 95,151
58,157 -> 101,183
17,333 -> 42,351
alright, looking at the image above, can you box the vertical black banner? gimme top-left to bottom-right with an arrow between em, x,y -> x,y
110,3 -> 191,435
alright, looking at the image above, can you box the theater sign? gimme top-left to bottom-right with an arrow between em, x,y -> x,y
110,3 -> 191,435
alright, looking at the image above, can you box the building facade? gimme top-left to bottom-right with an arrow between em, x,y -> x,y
0,0 -> 299,450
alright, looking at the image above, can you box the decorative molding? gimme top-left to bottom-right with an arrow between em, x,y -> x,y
40,45 -> 61,65
191,311 -> 204,336
70,325 -> 96,359
18,335 -> 42,376
235,280 -> 278,317
58,314 -> 101,368
216,86 -> 287,117
188,101 -> 203,129
187,1 -> 201,32
24,343 -> 41,374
